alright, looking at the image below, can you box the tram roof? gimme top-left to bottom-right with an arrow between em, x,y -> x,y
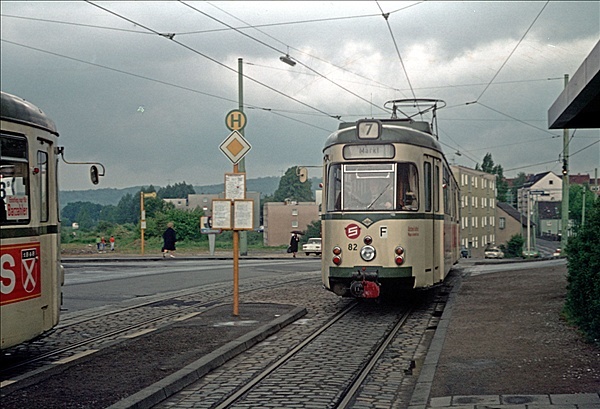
1,91 -> 58,136
324,119 -> 442,153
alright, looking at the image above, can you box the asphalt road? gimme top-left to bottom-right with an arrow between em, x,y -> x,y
61,258 -> 321,313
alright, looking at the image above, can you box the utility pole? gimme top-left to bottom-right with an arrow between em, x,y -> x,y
561,74 -> 570,251
238,57 -> 248,256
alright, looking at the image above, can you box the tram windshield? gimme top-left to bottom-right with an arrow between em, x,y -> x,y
1,135 -> 29,224
326,162 -> 419,212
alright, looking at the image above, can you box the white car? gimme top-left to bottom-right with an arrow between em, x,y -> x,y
484,248 -> 504,259
302,238 -> 322,256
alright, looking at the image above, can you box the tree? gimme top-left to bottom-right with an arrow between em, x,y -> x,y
158,182 -> 195,199
569,184 -> 597,233
480,153 -> 495,173
510,172 -> 528,207
476,153 -> 508,202
505,234 -> 524,258
272,167 -> 314,202
493,164 -> 509,202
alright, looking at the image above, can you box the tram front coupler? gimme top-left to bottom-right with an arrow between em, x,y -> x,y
349,271 -> 381,299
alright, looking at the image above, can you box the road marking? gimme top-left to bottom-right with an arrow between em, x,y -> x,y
122,328 -> 156,339
53,349 -> 98,365
174,311 -> 203,321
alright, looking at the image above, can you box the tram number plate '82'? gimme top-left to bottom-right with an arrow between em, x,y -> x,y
1,243 -> 41,305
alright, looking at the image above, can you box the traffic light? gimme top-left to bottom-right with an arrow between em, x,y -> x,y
562,161 -> 568,176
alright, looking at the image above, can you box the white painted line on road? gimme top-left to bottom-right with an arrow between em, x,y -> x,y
122,328 -> 156,339
174,311 -> 203,321
53,349 -> 98,365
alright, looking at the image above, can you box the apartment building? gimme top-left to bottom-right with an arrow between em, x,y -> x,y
451,165 -> 497,258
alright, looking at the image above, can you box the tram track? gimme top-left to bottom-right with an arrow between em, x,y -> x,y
209,301 -> 414,409
0,273 -> 314,387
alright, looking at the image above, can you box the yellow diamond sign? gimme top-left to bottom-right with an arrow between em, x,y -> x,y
220,130 -> 251,164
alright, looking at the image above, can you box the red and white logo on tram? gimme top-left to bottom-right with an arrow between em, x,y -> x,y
345,223 -> 361,239
1,243 -> 41,305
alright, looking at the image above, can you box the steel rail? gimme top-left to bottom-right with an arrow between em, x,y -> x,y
0,275 -> 312,382
213,301 -> 359,409
337,308 -> 413,408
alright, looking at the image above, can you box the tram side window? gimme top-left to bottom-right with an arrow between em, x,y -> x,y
0,135 -> 30,224
396,163 -> 419,211
38,151 -> 48,222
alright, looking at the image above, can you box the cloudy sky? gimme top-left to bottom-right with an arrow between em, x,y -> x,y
2,1 -> 598,191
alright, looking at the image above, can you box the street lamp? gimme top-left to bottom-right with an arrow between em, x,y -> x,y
280,54 -> 296,67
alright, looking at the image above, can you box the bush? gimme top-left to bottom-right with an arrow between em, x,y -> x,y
504,234 -> 524,258
564,198 -> 600,344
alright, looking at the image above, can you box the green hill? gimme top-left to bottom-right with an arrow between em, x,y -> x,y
60,176 -> 322,208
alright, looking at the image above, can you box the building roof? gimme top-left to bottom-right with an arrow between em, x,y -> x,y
497,202 -> 532,227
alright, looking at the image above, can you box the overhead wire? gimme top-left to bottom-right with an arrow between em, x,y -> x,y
471,1 -> 549,103
1,38 -> 333,133
178,1 -> 386,115
84,0 -> 342,122
204,2 -> 413,98
376,1 -> 417,101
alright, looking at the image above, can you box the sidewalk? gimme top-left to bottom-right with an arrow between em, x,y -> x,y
410,260 -> 600,409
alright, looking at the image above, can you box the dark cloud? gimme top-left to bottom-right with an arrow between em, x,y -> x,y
2,1 -> 598,190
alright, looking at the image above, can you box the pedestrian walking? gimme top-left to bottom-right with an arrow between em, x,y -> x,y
162,222 -> 177,258
289,232 -> 299,258
109,235 -> 115,251
96,236 -> 101,252
100,237 -> 106,252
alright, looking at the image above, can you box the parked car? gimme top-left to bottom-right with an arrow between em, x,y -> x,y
522,250 -> 541,258
302,238 -> 322,256
552,248 -> 562,257
484,247 -> 504,259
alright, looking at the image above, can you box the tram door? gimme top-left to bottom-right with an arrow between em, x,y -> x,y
423,158 -> 434,285
432,159 -> 442,283
35,140 -> 58,330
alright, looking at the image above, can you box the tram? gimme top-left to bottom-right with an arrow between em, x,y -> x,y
321,99 -> 459,298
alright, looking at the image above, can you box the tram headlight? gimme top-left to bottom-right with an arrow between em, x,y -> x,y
395,255 -> 405,265
360,245 -> 376,262
364,236 -> 373,245
333,255 -> 342,265
332,246 -> 342,255
395,246 -> 404,255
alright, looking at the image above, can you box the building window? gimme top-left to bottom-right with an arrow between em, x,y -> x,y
499,217 -> 506,229
549,180 -> 553,185
292,209 -> 298,216
291,221 -> 299,228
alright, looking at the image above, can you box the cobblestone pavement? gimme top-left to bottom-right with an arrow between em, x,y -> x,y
154,275 -> 448,408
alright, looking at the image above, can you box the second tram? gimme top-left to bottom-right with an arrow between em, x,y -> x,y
321,100 -> 459,298
1,91 -> 63,349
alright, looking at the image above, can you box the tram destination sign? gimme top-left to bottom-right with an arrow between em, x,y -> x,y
343,144 -> 395,159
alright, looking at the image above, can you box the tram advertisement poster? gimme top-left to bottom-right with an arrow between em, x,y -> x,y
1,242 -> 41,305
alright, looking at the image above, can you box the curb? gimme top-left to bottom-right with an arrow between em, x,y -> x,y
409,271 -> 463,409
106,306 -> 307,409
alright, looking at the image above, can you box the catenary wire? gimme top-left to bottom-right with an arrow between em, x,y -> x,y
0,38 -> 333,133
472,1 -> 549,103
178,1 -> 387,114
376,1 -> 417,102
84,0 -> 343,121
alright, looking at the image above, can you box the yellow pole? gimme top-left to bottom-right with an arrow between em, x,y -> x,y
140,192 -> 145,255
232,163 -> 239,316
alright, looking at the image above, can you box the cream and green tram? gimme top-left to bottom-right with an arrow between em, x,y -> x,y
1,92 -> 63,349
321,103 -> 459,298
